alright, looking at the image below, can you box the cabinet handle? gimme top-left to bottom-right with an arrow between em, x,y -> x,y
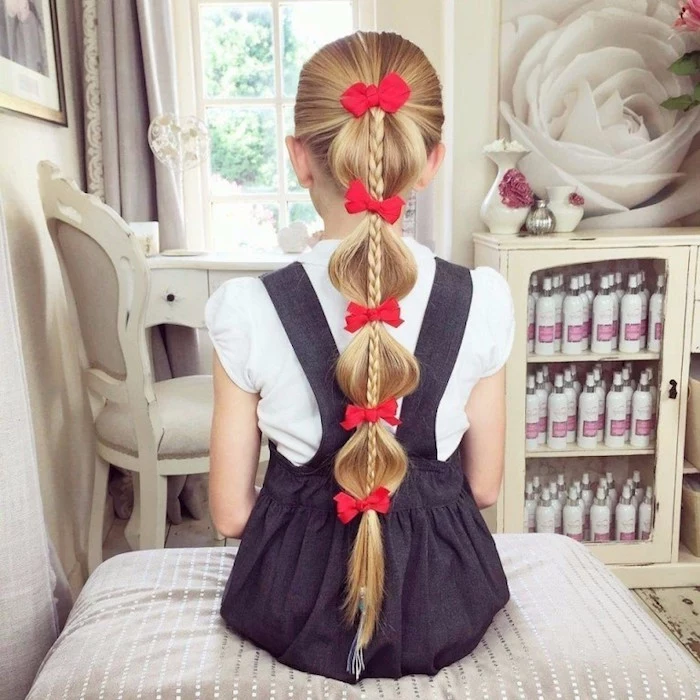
669,380 -> 678,400
166,293 -> 176,303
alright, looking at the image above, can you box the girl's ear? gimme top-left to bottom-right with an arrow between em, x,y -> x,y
286,136 -> 314,189
414,143 -> 446,192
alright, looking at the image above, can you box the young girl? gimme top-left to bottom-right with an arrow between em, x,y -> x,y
206,31 -> 513,683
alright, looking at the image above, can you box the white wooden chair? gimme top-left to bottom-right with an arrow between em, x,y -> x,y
38,161 -> 214,573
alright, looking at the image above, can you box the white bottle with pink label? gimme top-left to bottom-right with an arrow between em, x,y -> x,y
527,276 -> 537,353
535,277 -> 556,356
535,487 -> 556,534
593,367 -> 606,443
577,274 -> 590,351
638,486 -> 654,540
553,274 -> 565,353
622,367 -> 634,442
647,274 -> 665,353
591,275 -> 615,354
524,482 -> 537,533
615,485 -> 637,542
563,369 -> 577,444
547,374 -> 569,450
562,277 -> 584,355
535,370 -> 548,445
608,273 -> 620,350
577,372 -> 599,449
525,375 -> 540,451
580,473 -> 594,539
590,486 -> 611,543
605,372 -> 627,448
619,274 -> 643,353
630,371 -> 653,448
563,486 -> 584,542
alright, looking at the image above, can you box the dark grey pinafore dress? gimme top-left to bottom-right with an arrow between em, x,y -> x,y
220,257 -> 510,683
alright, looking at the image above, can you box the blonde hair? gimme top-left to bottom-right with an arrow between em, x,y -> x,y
294,32 -> 444,652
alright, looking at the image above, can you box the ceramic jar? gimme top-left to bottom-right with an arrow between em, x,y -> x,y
480,150 -> 532,234
546,187 -> 585,233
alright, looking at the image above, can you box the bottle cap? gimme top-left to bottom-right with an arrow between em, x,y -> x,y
570,277 -> 579,291
600,276 -> 609,289
622,485 -> 631,499
568,486 -> 578,500
613,371 -> 623,385
543,277 -> 552,290
582,473 -> 590,485
541,487 -> 551,501
536,369 -> 544,381
595,486 -> 607,500
586,373 -> 596,387
527,375 -> 535,389
554,373 -> 564,387
633,470 -> 641,482
564,368 -> 572,381
557,474 -> 565,485
658,274 -> 665,286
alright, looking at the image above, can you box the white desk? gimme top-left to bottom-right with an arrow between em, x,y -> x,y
145,250 -> 299,328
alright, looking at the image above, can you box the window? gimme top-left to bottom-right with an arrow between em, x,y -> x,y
192,0 -> 372,251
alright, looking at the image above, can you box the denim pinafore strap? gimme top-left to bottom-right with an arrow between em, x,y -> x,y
259,256 -> 474,465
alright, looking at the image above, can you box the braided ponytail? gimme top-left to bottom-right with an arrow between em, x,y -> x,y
294,31 -> 444,672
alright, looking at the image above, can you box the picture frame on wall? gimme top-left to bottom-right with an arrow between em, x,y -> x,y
0,0 -> 66,126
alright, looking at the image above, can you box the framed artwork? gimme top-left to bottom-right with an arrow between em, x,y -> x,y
499,0 -> 700,230
0,0 -> 66,125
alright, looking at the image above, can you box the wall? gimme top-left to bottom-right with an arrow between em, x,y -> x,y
378,0 -> 500,265
0,0 -> 92,591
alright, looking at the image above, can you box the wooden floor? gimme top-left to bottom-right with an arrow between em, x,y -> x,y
103,511 -> 700,667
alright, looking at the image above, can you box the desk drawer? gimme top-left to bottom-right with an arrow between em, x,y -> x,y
209,270 -> 262,295
146,269 -> 209,327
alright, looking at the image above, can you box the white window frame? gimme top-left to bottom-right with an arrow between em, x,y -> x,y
188,0 -> 376,249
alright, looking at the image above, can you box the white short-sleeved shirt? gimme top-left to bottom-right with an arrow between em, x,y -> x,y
205,237 -> 514,465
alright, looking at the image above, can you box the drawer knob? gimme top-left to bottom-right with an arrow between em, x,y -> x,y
669,379 -> 678,400
166,293 -> 176,303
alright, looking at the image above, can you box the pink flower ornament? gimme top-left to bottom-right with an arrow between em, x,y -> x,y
675,1 -> 700,31
569,192 -> 585,207
499,169 -> 534,209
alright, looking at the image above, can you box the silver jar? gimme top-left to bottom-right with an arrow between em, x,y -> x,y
525,199 -> 556,236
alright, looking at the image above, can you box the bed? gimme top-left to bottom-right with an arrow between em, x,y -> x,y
28,534 -> 700,699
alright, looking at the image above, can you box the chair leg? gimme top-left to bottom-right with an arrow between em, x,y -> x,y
138,469 -> 168,550
87,454 -> 110,574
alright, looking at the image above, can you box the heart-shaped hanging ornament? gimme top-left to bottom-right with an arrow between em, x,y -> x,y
147,114 -> 210,173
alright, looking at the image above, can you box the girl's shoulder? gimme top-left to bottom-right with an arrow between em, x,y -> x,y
205,276 -> 275,393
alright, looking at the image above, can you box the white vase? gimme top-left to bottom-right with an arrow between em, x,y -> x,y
546,186 -> 584,233
480,150 -> 531,234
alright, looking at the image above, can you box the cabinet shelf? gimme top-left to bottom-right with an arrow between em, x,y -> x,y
683,460 -> 699,475
526,444 -> 655,459
527,351 -> 660,364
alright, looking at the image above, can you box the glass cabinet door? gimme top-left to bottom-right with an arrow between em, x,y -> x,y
503,246 -> 690,565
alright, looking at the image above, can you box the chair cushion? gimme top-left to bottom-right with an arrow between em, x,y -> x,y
95,375 -> 213,459
28,535 -> 700,698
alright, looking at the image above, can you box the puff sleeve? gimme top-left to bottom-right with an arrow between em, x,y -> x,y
472,267 -> 515,378
205,278 -> 260,393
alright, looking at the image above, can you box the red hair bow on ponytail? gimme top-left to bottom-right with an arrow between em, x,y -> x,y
344,298 -> 403,333
345,180 -> 405,224
334,487 -> 391,525
340,397 -> 402,431
340,72 -> 411,117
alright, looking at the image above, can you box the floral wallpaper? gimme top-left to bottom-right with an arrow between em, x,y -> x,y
499,0 -> 700,229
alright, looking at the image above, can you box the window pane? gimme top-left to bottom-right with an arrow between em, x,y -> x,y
288,201 -> 323,234
207,107 -> 278,193
282,105 -> 304,193
211,201 -> 280,251
281,2 -> 353,97
200,4 -> 274,98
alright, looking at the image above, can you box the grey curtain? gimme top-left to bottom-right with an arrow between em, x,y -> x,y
80,0 -> 204,522
0,193 -> 71,699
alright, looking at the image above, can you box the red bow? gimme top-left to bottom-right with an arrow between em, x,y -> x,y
334,487 -> 392,524
345,180 -> 405,224
344,298 -> 404,333
340,73 -> 411,118
340,397 -> 401,431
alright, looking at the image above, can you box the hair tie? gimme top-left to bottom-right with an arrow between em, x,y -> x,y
340,397 -> 401,431
340,72 -> 411,117
334,487 -> 391,525
345,180 -> 405,224
345,298 -> 403,333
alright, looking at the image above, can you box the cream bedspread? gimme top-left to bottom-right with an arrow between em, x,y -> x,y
28,534 -> 700,699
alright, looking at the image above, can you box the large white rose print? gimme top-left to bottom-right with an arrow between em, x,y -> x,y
500,0 -> 700,228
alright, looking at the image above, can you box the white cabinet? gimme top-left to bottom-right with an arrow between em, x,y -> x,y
474,229 -> 700,587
